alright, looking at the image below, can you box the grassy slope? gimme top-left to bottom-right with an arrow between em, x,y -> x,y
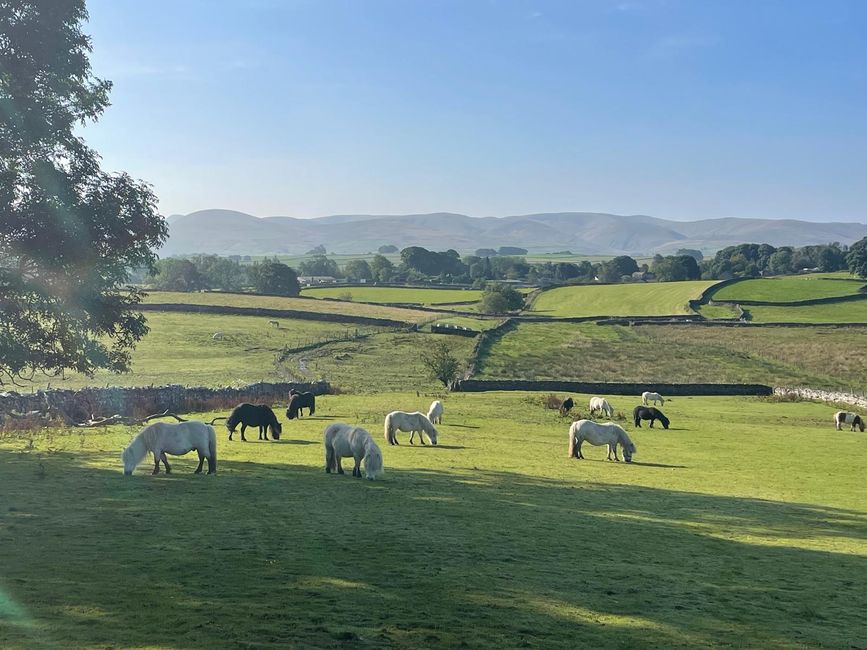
1,393 -> 865,649
712,277 -> 865,302
302,286 -> 484,305
476,322 -> 867,393
529,281 -> 715,317
142,291 -> 435,324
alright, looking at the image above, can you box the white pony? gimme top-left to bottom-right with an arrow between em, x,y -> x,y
427,400 -> 444,425
568,419 -> 636,463
834,411 -> 865,432
122,421 -> 217,476
384,411 -> 439,446
642,391 -> 665,406
589,396 -> 614,418
324,423 -> 383,480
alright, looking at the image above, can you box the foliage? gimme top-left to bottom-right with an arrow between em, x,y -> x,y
675,248 -> 704,261
343,258 -> 372,281
650,254 -> 701,282
475,248 -> 498,256
0,0 -> 167,384
498,246 -> 528,255
248,260 -> 300,296
150,258 -> 206,292
596,255 -> 639,282
479,283 -> 524,314
377,244 -> 398,253
369,254 -> 395,282
400,246 -> 467,278
846,237 -> 867,278
191,254 -> 248,291
305,244 -> 326,255
298,255 -> 340,277
703,242 -> 849,279
419,339 -> 462,386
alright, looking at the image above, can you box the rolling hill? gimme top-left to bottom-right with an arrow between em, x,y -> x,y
160,209 -> 866,256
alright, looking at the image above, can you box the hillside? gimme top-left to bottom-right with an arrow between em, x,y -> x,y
160,209 -> 867,256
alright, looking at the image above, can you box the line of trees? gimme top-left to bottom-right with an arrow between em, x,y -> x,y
701,242 -> 859,279
146,256 -> 300,296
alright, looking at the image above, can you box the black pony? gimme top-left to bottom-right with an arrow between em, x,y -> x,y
560,397 -> 574,415
226,403 -> 282,441
286,392 -> 316,420
633,406 -> 670,429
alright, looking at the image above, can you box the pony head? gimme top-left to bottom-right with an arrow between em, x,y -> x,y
121,442 -> 141,476
622,442 -> 636,463
659,413 -> 670,430
426,423 -> 439,446
271,420 -> 282,440
857,416 -> 865,432
364,444 -> 384,480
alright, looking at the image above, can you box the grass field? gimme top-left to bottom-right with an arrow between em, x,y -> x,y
1,392 -> 865,649
142,291 -> 436,324
302,286 -> 483,305
712,277 -> 865,303
476,322 -> 867,393
529,281 -> 715,317
746,299 -> 867,323
696,303 -> 740,319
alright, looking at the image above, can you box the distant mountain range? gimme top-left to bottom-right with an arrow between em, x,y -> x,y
161,209 -> 867,257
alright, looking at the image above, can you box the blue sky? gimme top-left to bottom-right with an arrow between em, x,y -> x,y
82,0 -> 867,222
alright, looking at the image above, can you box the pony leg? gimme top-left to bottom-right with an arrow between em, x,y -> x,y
409,430 -> 415,445
240,424 -> 248,442
336,455 -> 344,475
649,419 -> 654,428
195,451 -> 205,474
419,431 -> 427,446
161,452 -> 172,474
207,452 -> 217,474
576,440 -> 584,459
152,450 -> 161,475
353,456 -> 362,478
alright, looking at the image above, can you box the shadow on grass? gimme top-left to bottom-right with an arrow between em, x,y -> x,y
1,451 -> 865,649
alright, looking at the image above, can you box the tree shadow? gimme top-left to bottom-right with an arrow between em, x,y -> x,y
1,451 -> 865,649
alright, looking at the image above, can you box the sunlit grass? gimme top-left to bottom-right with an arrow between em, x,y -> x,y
529,281 -> 715,317
712,277 -> 865,303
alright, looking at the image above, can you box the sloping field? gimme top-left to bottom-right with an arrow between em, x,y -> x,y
712,277 -> 865,303
142,290 -> 435,323
1,393 -> 865,649
529,281 -> 715,317
476,322 -> 867,393
302,286 -> 483,305
31,313 -> 393,390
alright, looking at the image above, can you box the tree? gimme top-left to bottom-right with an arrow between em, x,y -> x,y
298,255 -> 340,277
150,259 -> 206,291
0,1 -> 167,384
650,255 -> 701,282
420,340 -> 461,387
847,237 -> 867,278
377,244 -> 398,254
597,256 -> 638,282
479,283 -> 524,314
193,255 -> 247,291
344,259 -> 372,281
369,254 -> 395,282
306,244 -> 326,255
675,248 -> 704,262
249,261 -> 300,296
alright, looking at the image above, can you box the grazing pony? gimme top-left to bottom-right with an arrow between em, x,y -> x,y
568,419 -> 635,463
589,396 -> 614,418
226,403 -> 282,441
122,421 -> 217,475
384,411 -> 439,446
286,392 -> 316,419
633,406 -> 670,429
324,423 -> 383,480
641,391 -> 665,406
427,400 -> 444,424
834,411 -> 865,432
560,397 -> 574,415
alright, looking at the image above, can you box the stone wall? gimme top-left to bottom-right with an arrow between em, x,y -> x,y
773,387 -> 867,410
139,302 -> 410,327
451,380 -> 772,396
0,381 -> 330,422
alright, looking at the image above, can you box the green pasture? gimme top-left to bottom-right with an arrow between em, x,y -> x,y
1,393 -> 865,649
302,286 -> 483,305
712,277 -> 865,303
142,291 -> 435,324
746,299 -> 867,323
429,316 -> 503,331
476,322 -> 867,394
696,303 -> 740,320
529,281 -> 715,318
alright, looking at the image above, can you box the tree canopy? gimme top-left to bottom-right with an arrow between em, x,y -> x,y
0,0 -> 167,384
846,237 -> 867,279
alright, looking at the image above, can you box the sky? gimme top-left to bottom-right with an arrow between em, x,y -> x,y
82,0 -> 867,222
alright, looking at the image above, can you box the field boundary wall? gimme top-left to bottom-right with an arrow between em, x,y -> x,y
138,302 -> 412,327
450,380 -> 772,395
773,387 -> 867,410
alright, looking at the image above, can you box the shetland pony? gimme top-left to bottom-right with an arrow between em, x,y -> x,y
560,397 -> 575,415
384,411 -> 439,446
122,421 -> 217,475
641,391 -> 665,406
589,396 -> 614,418
324,423 -> 383,480
226,403 -> 282,441
834,411 -> 865,432
633,406 -> 670,429
568,419 -> 635,463
427,400 -> 444,424
286,392 -> 316,419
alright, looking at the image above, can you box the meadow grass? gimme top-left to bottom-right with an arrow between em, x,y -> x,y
746,300 -> 867,323
712,277 -> 865,303
528,281 -> 715,317
142,290 -> 436,324
302,286 -> 483,305
696,303 -> 740,319
476,322 -> 867,394
1,393 -> 865,649
32,313 -> 393,390
428,316 -> 503,331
